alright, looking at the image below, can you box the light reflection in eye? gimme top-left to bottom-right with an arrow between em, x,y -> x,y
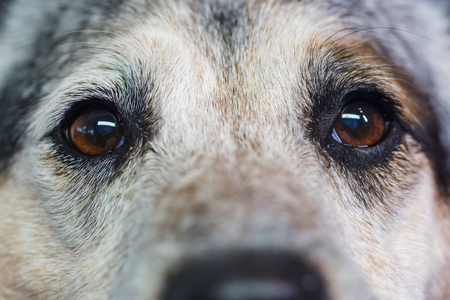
342,111 -> 368,123
97,121 -> 117,127
67,106 -> 124,155
332,101 -> 388,147
341,113 -> 361,120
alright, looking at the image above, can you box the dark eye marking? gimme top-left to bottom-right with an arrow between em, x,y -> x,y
310,88 -> 404,169
67,106 -> 124,155
47,84 -> 158,178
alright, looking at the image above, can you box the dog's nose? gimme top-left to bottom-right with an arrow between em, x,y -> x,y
163,251 -> 329,300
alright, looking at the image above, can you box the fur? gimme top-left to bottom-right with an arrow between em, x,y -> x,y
0,0 -> 450,299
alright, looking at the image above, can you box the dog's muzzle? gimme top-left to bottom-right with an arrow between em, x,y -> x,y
163,251 -> 329,300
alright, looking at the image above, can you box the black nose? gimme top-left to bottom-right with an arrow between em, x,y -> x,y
163,251 -> 329,300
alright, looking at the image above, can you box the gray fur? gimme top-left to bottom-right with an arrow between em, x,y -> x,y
0,0 -> 450,299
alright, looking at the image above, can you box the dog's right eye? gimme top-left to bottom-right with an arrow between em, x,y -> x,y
311,88 -> 404,170
66,106 -> 124,155
332,101 -> 389,147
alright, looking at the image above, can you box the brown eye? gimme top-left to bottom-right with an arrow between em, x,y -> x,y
67,106 -> 124,155
332,102 -> 388,147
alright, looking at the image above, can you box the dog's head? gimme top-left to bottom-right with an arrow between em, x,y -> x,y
1,0 -> 450,299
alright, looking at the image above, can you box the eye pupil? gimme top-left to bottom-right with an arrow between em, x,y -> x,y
342,109 -> 367,131
333,101 -> 388,147
95,120 -> 117,136
68,107 -> 123,155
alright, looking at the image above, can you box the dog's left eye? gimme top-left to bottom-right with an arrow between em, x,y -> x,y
66,106 -> 124,155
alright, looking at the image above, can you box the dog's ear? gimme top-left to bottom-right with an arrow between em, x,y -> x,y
404,0 -> 450,198
434,97 -> 450,197
0,62 -> 39,173
431,104 -> 450,197
0,0 -> 40,174
0,0 -> 12,28
428,2 -> 450,198
0,84 -> 28,174
0,0 -> 15,174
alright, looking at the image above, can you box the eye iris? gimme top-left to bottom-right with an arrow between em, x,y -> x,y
332,102 -> 387,147
68,107 -> 123,155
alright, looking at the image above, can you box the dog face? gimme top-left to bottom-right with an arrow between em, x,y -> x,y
1,0 -> 450,299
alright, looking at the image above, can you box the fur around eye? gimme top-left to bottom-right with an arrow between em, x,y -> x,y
309,88 -> 404,170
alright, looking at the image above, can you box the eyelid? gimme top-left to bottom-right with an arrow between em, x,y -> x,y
57,95 -> 120,127
340,87 -> 402,121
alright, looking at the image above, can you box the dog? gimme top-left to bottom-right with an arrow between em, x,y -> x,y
1,0 -> 450,299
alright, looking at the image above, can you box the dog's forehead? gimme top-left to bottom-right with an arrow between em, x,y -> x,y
2,0 -> 442,172
122,1 -> 327,132
20,0 -> 430,148
104,2 -> 349,120
24,1 -> 343,142
105,0 -> 422,134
